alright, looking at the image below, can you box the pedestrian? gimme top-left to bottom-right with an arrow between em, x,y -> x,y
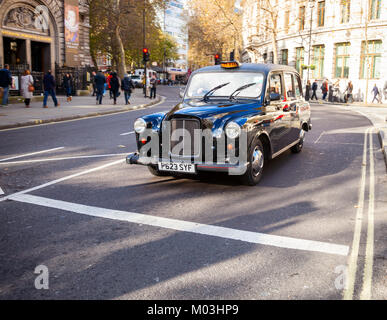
63,73 -> 73,102
109,72 -> 120,105
321,79 -> 328,101
305,80 -> 311,101
383,80 -> 387,102
106,72 -> 113,99
311,79 -> 318,100
121,73 -> 135,105
371,84 -> 380,103
43,70 -> 59,108
344,81 -> 353,103
0,64 -> 12,107
94,70 -> 106,105
20,69 -> 34,108
150,76 -> 157,99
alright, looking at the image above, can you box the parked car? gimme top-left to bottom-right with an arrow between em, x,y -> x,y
130,75 -> 143,88
126,62 -> 312,186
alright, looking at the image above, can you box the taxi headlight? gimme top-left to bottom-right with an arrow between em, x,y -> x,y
134,118 -> 147,133
225,122 -> 241,139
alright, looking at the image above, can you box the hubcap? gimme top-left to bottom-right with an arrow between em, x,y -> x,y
252,147 -> 264,177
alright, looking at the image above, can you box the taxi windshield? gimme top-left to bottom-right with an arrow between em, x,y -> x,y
186,72 -> 264,100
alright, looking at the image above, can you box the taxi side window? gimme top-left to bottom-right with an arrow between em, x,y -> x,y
294,74 -> 303,98
284,73 -> 295,100
269,73 -> 284,100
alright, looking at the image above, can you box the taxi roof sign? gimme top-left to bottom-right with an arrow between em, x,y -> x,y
221,61 -> 240,69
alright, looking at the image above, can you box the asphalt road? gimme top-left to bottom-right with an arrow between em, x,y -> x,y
0,86 -> 386,300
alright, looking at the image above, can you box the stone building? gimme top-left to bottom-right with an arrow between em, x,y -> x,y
0,0 -> 92,73
241,0 -> 387,102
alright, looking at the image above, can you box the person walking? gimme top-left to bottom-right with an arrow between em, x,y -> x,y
344,81 -> 353,103
311,80 -> 318,101
106,72 -> 113,99
91,71 -> 97,96
372,84 -> 380,103
321,79 -> 328,101
121,73 -> 135,105
20,70 -> 34,108
383,80 -> 387,103
63,73 -> 73,102
43,70 -> 59,108
110,72 -> 120,105
305,80 -> 311,101
94,70 -> 106,105
0,64 -> 12,107
150,76 -> 157,99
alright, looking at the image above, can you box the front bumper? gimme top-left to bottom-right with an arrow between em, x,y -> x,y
126,153 -> 248,174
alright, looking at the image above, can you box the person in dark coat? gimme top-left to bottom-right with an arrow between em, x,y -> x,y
0,64 -> 12,107
321,79 -> 328,101
43,70 -> 59,108
311,80 -> 318,100
63,73 -> 73,102
94,71 -> 106,105
372,84 -> 381,103
121,74 -> 135,105
305,80 -> 311,101
109,72 -> 120,105
150,76 -> 157,99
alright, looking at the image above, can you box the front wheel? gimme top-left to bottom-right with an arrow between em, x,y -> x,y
291,129 -> 305,153
240,139 -> 265,186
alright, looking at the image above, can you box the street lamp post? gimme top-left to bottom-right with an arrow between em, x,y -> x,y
143,0 -> 147,97
307,0 -> 316,82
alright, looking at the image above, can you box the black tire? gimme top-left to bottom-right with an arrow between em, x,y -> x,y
240,139 -> 265,186
291,129 -> 305,153
147,165 -> 170,177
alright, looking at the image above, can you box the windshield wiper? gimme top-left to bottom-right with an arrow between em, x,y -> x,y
229,83 -> 257,101
202,82 -> 230,102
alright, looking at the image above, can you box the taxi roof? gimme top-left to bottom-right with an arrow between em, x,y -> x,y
193,63 -> 298,75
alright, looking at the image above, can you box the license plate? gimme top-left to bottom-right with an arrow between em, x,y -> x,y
158,162 -> 196,174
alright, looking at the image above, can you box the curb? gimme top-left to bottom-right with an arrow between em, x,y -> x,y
0,96 -> 165,131
377,127 -> 387,169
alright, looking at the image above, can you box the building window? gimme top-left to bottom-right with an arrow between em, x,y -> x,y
296,47 -> 304,76
269,51 -> 274,64
317,1 -> 325,27
369,0 -> 381,20
299,6 -> 305,31
281,49 -> 288,65
284,10 -> 290,33
335,43 -> 350,78
312,45 -> 325,78
360,40 -> 382,79
340,0 -> 350,23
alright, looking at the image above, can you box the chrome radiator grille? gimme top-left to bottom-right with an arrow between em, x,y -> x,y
170,118 -> 201,157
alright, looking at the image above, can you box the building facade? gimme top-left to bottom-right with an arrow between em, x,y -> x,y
0,0 -> 92,73
162,0 -> 189,80
242,0 -> 387,102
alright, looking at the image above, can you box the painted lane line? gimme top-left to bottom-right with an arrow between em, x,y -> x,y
9,194 -> 349,256
0,187 -> 4,196
344,127 -> 370,300
0,147 -> 64,162
0,159 -> 125,203
360,129 -> 375,300
120,131 -> 134,136
0,153 -> 131,165
314,131 -> 325,144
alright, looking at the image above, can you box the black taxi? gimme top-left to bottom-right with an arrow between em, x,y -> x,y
127,62 -> 312,186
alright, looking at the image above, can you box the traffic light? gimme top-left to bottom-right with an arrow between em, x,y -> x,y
143,48 -> 150,62
214,54 -> 221,65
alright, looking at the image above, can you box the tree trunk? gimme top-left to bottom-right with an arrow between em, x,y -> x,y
115,25 -> 126,78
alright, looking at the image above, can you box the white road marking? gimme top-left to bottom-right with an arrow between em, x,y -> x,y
120,131 -> 134,136
360,129 -> 375,300
0,147 -> 64,162
314,131 -> 325,144
0,187 -> 4,195
0,153 -> 130,165
0,159 -> 125,203
8,194 -> 349,256
344,127 -> 370,300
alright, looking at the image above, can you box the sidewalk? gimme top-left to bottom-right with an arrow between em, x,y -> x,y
0,91 -> 162,130
311,100 -> 387,168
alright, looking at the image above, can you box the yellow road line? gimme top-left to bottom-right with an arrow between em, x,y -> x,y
360,128 -> 375,300
343,127 -> 370,300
